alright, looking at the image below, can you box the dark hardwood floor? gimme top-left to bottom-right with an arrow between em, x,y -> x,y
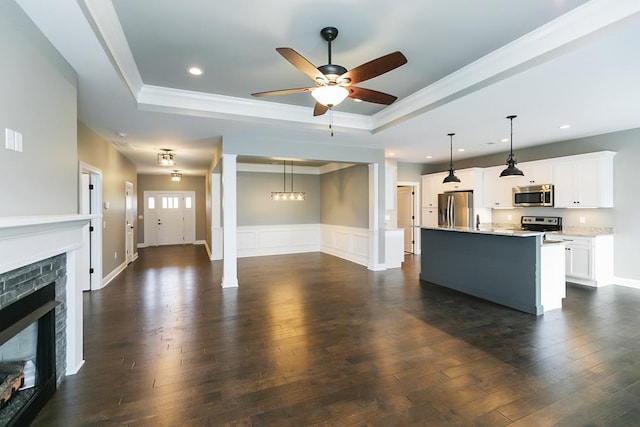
32,245 -> 640,426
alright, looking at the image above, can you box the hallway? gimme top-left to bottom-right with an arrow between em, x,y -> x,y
33,245 -> 640,426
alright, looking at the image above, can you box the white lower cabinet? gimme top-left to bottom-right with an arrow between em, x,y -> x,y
555,234 -> 613,287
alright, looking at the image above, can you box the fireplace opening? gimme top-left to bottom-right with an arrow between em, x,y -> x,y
0,282 -> 58,427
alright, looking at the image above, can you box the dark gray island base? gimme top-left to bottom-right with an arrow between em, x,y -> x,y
420,227 -> 545,315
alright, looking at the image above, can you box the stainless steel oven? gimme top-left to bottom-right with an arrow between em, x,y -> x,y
513,184 -> 554,207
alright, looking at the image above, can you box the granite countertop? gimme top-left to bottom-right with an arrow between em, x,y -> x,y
547,228 -> 614,237
422,225 -> 544,238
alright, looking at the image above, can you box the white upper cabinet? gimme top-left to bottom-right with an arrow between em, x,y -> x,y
483,165 -> 513,208
517,162 -> 553,186
421,173 -> 446,208
552,151 -> 615,208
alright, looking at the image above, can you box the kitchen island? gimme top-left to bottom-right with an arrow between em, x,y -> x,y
420,226 -> 565,315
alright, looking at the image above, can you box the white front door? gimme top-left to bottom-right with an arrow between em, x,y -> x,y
125,182 -> 135,264
144,191 -> 196,246
397,186 -> 414,253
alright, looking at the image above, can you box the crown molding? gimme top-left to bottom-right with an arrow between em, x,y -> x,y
81,0 -> 640,134
370,0 -> 640,132
82,0 -> 144,97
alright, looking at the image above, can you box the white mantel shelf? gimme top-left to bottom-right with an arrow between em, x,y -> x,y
0,213 -> 97,376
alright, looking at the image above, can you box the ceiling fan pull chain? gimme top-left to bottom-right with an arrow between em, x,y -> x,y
329,109 -> 334,137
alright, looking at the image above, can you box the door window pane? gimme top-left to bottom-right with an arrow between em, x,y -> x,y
148,197 -> 155,209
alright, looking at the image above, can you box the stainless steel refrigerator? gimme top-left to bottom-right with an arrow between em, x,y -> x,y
438,191 -> 474,227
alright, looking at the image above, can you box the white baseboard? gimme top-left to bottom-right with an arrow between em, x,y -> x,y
194,240 -> 205,245
66,359 -> 85,376
137,243 -> 148,248
101,260 -> 127,288
613,276 -> 640,289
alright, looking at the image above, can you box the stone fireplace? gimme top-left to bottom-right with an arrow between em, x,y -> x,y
0,215 -> 92,425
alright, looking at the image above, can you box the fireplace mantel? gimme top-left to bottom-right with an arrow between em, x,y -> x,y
0,214 -> 97,375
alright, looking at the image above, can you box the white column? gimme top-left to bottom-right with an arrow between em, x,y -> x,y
368,163 -> 385,271
221,154 -> 239,288
66,226 -> 87,374
210,172 -> 223,260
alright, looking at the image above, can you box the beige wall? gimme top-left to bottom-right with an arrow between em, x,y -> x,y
137,174 -> 207,244
78,123 -> 137,278
320,164 -> 369,228
0,1 -> 77,216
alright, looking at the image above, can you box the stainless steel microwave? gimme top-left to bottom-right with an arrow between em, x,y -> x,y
513,184 -> 554,207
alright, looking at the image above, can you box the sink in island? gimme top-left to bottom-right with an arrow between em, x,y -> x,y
420,226 -> 566,315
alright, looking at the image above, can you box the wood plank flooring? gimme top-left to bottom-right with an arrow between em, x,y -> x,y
31,245 -> 640,426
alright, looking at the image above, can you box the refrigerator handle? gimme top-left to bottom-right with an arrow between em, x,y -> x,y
448,196 -> 453,227
451,196 -> 455,227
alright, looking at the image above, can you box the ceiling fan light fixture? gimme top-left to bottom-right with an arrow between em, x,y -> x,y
311,85 -> 349,107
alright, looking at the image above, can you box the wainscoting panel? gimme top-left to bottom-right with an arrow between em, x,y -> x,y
236,224 -> 370,267
320,224 -> 369,267
237,224 -> 320,258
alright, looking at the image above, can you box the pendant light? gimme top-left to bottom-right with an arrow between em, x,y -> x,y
271,161 -> 306,201
442,133 -> 461,184
500,115 -> 524,178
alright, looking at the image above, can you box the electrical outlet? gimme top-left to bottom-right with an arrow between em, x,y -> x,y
507,214 -> 513,221
114,252 -> 118,259
579,216 -> 586,224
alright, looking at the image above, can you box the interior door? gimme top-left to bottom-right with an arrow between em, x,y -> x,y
125,182 -> 135,264
80,173 -> 91,291
397,186 -> 414,253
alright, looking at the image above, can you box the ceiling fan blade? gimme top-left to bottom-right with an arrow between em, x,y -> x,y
348,86 -> 398,105
251,87 -> 314,97
313,103 -> 329,116
340,51 -> 407,85
276,47 -> 328,84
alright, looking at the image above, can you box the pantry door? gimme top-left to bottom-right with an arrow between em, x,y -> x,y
144,191 -> 196,246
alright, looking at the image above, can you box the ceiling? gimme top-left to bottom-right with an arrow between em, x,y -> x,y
16,0 -> 640,175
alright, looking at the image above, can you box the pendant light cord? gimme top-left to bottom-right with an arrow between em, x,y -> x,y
448,133 -> 454,169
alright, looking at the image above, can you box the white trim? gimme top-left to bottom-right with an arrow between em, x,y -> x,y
194,240 -> 206,245
221,155 -> 238,288
0,214 -> 93,377
78,161 -> 103,291
101,260 -> 127,288
321,224 -> 370,268
82,0 -> 144,97
397,181 -> 421,255
238,224 -> 320,258
612,276 -> 640,289
236,163 -> 320,175
78,0 -> 640,133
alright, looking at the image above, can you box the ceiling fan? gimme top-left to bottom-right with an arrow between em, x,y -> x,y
251,27 -> 408,116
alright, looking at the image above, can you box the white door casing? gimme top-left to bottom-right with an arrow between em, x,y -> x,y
143,191 -> 196,246
78,162 -> 103,290
125,181 -> 135,264
397,186 -> 414,253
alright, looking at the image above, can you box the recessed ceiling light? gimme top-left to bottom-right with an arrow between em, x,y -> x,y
559,124 -> 571,129
426,155 -> 432,159
188,66 -> 203,76
457,148 -> 465,152
500,138 -> 509,143
486,142 -> 495,145
353,98 -> 363,103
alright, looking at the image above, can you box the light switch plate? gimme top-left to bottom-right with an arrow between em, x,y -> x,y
14,131 -> 22,152
5,128 -> 15,150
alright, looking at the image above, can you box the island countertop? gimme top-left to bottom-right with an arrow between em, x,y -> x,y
421,225 -> 544,238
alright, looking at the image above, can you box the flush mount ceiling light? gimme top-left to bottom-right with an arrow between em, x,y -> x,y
271,161 -> 305,201
500,115 -> 525,178
443,133 -> 461,184
170,170 -> 182,182
188,66 -> 203,76
157,149 -> 175,166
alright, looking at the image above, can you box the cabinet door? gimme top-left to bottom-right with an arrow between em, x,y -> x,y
554,157 -> 606,208
421,174 -> 444,208
483,166 -> 513,208
566,245 -> 592,279
421,208 -> 438,227
553,160 -> 578,208
520,163 -> 553,186
444,169 -> 474,192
